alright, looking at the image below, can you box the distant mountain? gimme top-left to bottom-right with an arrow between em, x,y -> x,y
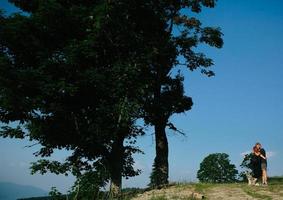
0,182 -> 48,200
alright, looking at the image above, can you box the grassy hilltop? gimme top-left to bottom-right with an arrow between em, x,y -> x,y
19,177 -> 283,200
131,181 -> 283,200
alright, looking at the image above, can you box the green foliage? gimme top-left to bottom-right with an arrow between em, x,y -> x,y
197,153 -> 238,183
1,0 -> 223,193
240,153 -> 253,170
49,187 -> 63,200
68,170 -> 108,200
239,153 -> 253,180
0,0 -> 148,194
0,125 -> 25,138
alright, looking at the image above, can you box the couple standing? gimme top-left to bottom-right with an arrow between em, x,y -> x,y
252,142 -> 268,185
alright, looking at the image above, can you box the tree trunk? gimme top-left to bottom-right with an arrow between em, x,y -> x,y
153,121 -> 169,186
109,96 -> 128,198
109,135 -> 124,198
150,68 -> 169,187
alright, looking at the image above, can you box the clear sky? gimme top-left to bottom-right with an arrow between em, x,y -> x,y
1,0 -> 283,193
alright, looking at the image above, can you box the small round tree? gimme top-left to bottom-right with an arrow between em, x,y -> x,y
197,153 -> 238,183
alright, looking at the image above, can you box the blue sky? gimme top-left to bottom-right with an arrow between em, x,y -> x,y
1,0 -> 283,193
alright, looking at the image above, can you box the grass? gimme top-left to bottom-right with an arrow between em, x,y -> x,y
130,178 -> 283,199
19,177 -> 283,200
149,195 -> 168,200
267,177 -> 283,197
121,188 -> 146,200
149,195 -> 194,200
242,187 -> 272,200
129,181 -> 283,200
194,183 -> 215,194
239,178 -> 283,200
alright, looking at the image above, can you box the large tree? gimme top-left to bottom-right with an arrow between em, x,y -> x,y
143,0 -> 223,187
0,0 -> 224,194
0,0 -> 155,196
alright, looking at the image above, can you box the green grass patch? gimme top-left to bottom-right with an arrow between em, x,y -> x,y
193,183 -> 215,194
149,195 -> 194,200
149,195 -> 168,200
121,187 -> 146,199
242,187 -> 272,200
171,196 -> 194,200
267,184 -> 283,197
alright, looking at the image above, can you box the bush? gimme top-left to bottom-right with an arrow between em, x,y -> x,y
197,153 -> 238,183
239,153 -> 253,181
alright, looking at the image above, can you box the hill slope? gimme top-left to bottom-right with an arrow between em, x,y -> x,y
0,182 -> 48,200
130,179 -> 283,200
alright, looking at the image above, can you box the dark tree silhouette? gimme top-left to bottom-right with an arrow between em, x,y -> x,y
0,0 -> 223,195
143,0 -> 223,187
0,0 -> 153,196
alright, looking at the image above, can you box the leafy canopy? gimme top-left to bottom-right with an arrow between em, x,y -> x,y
0,0 -> 223,192
197,153 -> 238,183
0,0 -> 154,187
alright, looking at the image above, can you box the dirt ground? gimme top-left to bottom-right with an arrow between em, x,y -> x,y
131,183 -> 283,200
